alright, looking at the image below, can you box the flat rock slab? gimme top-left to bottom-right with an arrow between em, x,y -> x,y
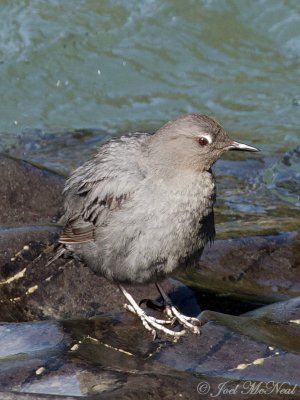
0,298 -> 299,399
180,231 -> 300,304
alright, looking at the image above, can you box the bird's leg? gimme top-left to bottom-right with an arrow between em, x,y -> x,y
155,283 -> 201,335
118,285 -> 186,339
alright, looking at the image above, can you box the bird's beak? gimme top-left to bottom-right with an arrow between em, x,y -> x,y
228,141 -> 259,152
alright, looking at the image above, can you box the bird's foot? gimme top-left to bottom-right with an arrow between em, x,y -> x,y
156,283 -> 201,335
119,285 -> 186,339
139,297 -> 201,334
164,304 -> 201,334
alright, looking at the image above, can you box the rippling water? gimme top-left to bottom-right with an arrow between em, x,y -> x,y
0,0 -> 299,234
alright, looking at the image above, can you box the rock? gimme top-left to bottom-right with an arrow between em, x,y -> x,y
0,152 -> 64,270
0,298 -> 300,399
1,152 -> 300,399
179,231 -> 300,304
0,226 -> 59,267
0,240 -> 200,322
0,153 -> 200,323
0,154 -> 64,226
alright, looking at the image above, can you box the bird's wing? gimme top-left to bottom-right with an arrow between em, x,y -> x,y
59,134 -> 148,244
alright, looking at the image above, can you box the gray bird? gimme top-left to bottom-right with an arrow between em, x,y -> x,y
56,113 -> 258,338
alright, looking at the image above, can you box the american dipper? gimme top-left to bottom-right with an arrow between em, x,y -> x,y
56,113 -> 258,338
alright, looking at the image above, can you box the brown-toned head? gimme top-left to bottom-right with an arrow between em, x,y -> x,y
147,113 -> 258,173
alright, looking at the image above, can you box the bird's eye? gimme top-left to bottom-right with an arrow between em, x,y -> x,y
198,137 -> 209,146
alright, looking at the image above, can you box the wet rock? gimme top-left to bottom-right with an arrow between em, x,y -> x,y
2,229 -> 299,323
0,226 -> 59,266
0,154 -> 64,226
0,298 -> 300,399
1,152 -> 300,399
0,152 -> 200,324
179,231 -> 300,304
0,240 -> 200,322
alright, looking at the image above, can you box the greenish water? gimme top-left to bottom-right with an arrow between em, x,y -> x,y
0,0 -> 299,234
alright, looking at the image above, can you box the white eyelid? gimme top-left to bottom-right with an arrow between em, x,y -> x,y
199,134 -> 212,144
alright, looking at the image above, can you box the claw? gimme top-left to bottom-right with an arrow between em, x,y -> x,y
166,305 -> 201,334
119,284 -> 202,338
156,283 -> 202,334
120,286 -> 186,338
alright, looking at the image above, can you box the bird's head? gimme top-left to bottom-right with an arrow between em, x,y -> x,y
147,114 -> 259,174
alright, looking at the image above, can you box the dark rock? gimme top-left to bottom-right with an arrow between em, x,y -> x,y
0,298 -> 300,399
0,154 -> 64,226
0,226 -> 59,266
179,231 -> 300,304
0,153 -> 64,291
0,240 -> 200,322
0,153 -> 200,323
1,152 -> 300,399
